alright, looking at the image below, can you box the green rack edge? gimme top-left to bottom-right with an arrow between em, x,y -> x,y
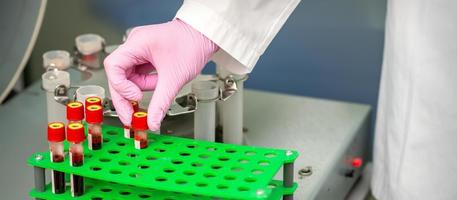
29,124 -> 298,200
30,179 -> 297,200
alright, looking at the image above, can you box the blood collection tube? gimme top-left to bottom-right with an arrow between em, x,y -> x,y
67,122 -> 85,197
47,122 -> 66,194
67,101 -> 84,123
85,105 -> 103,150
85,96 -> 102,107
132,111 -> 148,149
124,101 -> 139,138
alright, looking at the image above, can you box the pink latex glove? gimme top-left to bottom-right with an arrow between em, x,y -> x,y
104,19 -> 218,131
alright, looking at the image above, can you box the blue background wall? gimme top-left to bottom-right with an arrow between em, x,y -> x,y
92,0 -> 386,109
92,0 -> 386,132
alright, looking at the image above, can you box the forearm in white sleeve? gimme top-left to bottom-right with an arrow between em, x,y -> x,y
175,0 -> 300,74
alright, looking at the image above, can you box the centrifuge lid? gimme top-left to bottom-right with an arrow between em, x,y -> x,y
0,0 -> 46,104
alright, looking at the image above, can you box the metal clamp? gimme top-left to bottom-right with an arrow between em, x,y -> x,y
102,97 -> 118,117
53,84 -> 78,105
167,74 -> 247,116
52,84 -> 118,117
167,93 -> 197,116
218,74 -> 248,101
219,75 -> 237,101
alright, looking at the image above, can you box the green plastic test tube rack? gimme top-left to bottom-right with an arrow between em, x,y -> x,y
28,124 -> 299,200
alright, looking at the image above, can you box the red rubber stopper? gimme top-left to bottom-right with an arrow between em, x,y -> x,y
86,105 -> 103,123
66,101 -> 84,121
67,123 -> 85,143
47,122 -> 65,142
132,111 -> 148,131
85,96 -> 102,107
131,101 -> 139,112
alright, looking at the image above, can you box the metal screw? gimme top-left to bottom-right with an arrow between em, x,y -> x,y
225,77 -> 235,87
35,154 -> 43,161
243,127 -> 248,133
298,166 -> 313,179
256,189 -> 265,197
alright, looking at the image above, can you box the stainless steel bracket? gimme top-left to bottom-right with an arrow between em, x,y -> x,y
167,74 -> 248,116
52,84 -> 118,117
167,93 -> 197,116
102,97 -> 118,117
53,84 -> 78,105
218,74 -> 248,101
219,75 -> 237,101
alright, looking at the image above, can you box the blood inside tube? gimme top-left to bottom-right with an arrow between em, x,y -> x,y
69,143 -> 84,166
124,126 -> 135,138
81,54 -> 97,61
50,152 -> 65,194
71,174 -> 84,197
49,141 -> 65,194
71,152 -> 84,167
134,130 -> 148,149
70,145 -> 84,196
52,170 -> 65,193
88,124 -> 102,150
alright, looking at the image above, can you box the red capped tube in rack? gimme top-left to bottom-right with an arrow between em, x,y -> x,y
67,122 -> 85,197
85,96 -> 102,107
47,122 -> 66,194
66,101 -> 84,123
124,101 -> 140,138
132,111 -> 148,149
85,104 -> 103,150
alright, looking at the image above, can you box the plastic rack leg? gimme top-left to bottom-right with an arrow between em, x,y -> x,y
283,162 -> 294,200
33,166 -> 45,200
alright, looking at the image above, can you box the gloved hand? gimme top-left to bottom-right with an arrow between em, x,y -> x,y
104,19 -> 219,131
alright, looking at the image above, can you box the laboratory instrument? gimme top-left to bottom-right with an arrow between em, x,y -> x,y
5,22 -> 371,199
21,68 -> 370,199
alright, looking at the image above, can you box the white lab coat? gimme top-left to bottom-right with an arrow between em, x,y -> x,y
175,0 -> 300,75
177,0 -> 457,199
372,1 -> 457,200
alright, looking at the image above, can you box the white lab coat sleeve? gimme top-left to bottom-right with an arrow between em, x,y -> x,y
175,0 -> 300,75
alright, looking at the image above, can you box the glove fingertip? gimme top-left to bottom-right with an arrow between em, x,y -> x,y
118,113 -> 131,127
147,112 -> 164,132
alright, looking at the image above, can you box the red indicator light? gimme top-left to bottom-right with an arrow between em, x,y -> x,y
352,157 -> 363,168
